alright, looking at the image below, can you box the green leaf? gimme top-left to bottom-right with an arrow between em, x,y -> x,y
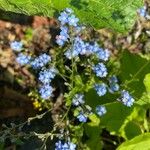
119,51 -> 150,98
144,73 -> 150,94
0,0 -> 143,33
117,133 -> 150,150
85,89 -> 118,109
136,73 -> 150,106
0,0 -> 54,16
100,102 -> 133,135
136,92 -> 150,106
84,114 -> 102,150
99,102 -> 144,139
124,121 -> 142,140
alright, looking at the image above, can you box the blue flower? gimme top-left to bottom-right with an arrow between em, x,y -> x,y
109,83 -> 119,93
10,41 -> 23,51
97,49 -> 110,61
83,42 -> 99,55
64,37 -> 83,59
56,26 -> 69,46
31,54 -> 51,69
73,37 -> 85,55
68,142 -> 76,150
58,12 -> 69,25
56,37 -> 66,46
109,75 -> 118,83
38,68 -> 57,84
94,83 -> 107,96
138,6 -> 147,17
55,140 -> 76,150
108,75 -> 119,93
39,84 -> 53,99
119,90 -> 134,107
55,140 -> 62,150
96,105 -> 107,116
58,8 -> 79,27
77,112 -> 87,123
16,53 -> 31,65
74,26 -> 85,34
93,63 -> 108,78
60,26 -> 69,34
65,8 -> 74,14
72,94 -> 85,106
68,15 -> 79,27
77,40 -> 87,55
62,142 -> 76,150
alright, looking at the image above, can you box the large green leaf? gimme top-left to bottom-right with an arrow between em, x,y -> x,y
85,89 -> 118,109
100,102 -> 132,134
117,133 -> 150,150
84,114 -> 102,150
0,0 -> 143,33
136,73 -> 150,106
124,121 -> 142,140
99,102 -> 145,139
119,51 -> 150,98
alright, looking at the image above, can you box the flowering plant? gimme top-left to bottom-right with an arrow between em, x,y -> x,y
10,8 -> 137,150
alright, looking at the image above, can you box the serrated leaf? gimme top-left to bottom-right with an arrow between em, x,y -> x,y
117,133 -> 150,150
0,0 -> 143,33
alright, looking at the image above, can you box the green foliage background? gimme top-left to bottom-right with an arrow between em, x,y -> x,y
0,0 -> 143,32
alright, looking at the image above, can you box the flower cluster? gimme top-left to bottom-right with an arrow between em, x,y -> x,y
94,75 -> 120,97
108,75 -> 120,93
16,53 -> 31,65
96,105 -> 107,116
11,42 -> 55,99
72,94 -> 88,122
94,83 -> 107,96
38,68 -> 57,99
58,8 -> 79,26
97,48 -> 110,61
64,37 -> 110,61
93,63 -> 108,78
64,37 -> 84,59
56,26 -> 69,46
56,8 -> 79,46
57,9 -> 110,62
72,94 -> 85,106
119,90 -> 135,107
55,140 -> 76,150
10,41 -> 23,51
56,8 -> 134,122
38,68 -> 57,84
39,84 -> 53,99
77,112 -> 88,123
31,53 -> 51,69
